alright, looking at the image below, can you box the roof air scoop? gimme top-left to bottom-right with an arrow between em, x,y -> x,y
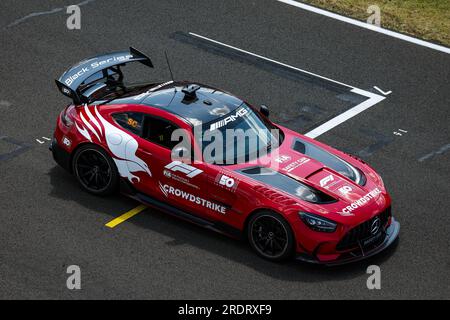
182,84 -> 200,95
181,84 -> 200,104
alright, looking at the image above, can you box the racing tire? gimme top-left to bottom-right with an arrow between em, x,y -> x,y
247,211 -> 295,261
72,144 -> 119,196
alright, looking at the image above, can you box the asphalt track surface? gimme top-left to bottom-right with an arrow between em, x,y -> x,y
0,0 -> 449,299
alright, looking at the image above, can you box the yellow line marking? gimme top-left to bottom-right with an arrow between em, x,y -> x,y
105,205 -> 147,228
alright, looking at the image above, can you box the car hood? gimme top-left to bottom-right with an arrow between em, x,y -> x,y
233,134 -> 387,222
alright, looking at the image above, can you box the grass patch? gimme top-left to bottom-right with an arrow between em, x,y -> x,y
300,0 -> 450,47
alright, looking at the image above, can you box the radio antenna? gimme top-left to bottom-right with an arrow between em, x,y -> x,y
164,51 -> 175,83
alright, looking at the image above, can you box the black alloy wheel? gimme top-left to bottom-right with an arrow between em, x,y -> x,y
248,211 -> 294,261
73,145 -> 119,195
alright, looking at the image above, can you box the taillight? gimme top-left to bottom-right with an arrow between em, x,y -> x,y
61,104 -> 76,127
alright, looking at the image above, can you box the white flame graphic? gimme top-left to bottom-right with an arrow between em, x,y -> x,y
76,105 -> 151,183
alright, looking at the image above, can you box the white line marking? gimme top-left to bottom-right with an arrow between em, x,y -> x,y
418,143 -> 450,162
373,86 -> 392,96
188,32 -> 386,139
36,139 -> 44,144
305,89 -> 385,138
42,136 -> 51,141
189,32 -> 355,89
276,0 -> 450,55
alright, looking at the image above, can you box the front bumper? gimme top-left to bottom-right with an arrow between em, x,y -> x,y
296,217 -> 400,266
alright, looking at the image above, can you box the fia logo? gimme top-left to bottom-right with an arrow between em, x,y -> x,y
274,155 -> 291,163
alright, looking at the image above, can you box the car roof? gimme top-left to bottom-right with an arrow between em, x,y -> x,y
105,81 -> 244,126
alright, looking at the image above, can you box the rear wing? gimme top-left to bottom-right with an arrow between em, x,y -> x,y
55,47 -> 153,104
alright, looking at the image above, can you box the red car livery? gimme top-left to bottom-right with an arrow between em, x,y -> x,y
51,48 -> 399,265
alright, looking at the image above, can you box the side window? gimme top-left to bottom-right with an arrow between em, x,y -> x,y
143,116 -> 180,149
112,112 -> 144,136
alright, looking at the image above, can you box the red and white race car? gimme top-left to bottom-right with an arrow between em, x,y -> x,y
51,47 -> 399,265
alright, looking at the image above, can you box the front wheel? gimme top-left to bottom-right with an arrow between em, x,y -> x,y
247,211 -> 295,261
72,144 -> 119,196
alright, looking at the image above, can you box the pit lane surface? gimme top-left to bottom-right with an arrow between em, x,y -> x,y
0,0 -> 449,299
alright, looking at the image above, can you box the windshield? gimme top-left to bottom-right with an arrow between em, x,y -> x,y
199,104 -> 282,165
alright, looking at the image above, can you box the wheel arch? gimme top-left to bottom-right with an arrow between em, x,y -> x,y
70,141 -> 121,195
243,207 -> 296,243
69,141 -> 110,173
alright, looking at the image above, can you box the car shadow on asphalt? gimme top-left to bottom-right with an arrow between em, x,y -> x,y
48,165 -> 400,283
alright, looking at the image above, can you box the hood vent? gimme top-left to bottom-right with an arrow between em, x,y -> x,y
292,138 -> 366,186
238,166 -> 336,204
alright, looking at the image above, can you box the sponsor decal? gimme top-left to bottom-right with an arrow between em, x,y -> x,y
65,67 -> 89,86
320,174 -> 334,187
282,157 -> 310,172
339,188 -> 382,216
215,173 -> 239,192
338,185 -> 352,195
132,81 -> 174,101
64,54 -> 133,86
219,175 -> 235,188
159,182 -> 226,214
163,169 -> 199,189
165,161 -> 203,178
62,87 -> 72,96
62,136 -> 71,147
209,107 -> 248,131
274,155 -> 291,164
148,80 -> 174,92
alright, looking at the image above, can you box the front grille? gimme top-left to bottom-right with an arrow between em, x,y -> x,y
336,207 -> 391,251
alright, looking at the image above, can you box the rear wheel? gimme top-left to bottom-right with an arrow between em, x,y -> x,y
72,144 -> 119,196
247,211 -> 295,261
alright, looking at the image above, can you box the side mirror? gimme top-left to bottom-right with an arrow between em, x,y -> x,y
260,105 -> 270,117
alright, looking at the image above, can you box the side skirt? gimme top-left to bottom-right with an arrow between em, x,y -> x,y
121,180 -> 242,240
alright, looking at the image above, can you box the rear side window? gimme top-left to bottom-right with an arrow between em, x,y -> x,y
143,116 -> 180,149
112,112 -> 144,136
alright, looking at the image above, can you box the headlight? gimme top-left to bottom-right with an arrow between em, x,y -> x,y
299,212 -> 337,233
